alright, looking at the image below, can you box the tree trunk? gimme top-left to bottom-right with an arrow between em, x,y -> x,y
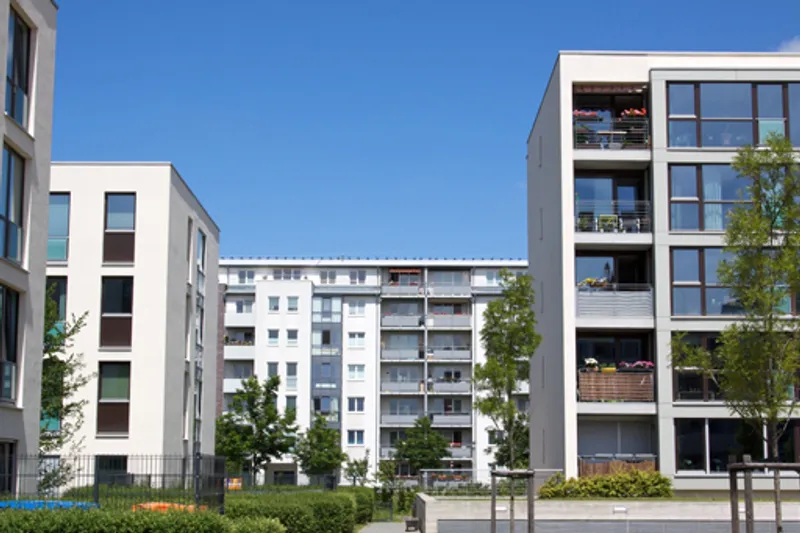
509,420 -> 515,533
771,430 -> 783,533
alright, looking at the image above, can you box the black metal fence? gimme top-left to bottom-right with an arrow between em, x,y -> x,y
1,454 -> 226,513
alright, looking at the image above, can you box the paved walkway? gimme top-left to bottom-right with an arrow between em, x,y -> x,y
360,521 -> 407,533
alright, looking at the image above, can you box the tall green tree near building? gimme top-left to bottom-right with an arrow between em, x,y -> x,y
671,134 -> 800,533
393,416 -> 449,484
473,269 -> 540,533
294,414 -> 347,483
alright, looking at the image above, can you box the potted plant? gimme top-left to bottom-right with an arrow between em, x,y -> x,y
598,215 -> 618,233
632,360 -> 655,372
601,363 -> 617,374
583,358 -> 599,372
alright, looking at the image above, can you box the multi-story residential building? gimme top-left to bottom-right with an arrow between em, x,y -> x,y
45,163 -> 220,472
0,0 -> 58,488
218,258 -> 527,485
527,51 -> 800,493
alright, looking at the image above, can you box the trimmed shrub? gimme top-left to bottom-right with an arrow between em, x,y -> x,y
0,509 -> 230,533
293,492 -> 355,533
226,496 -> 315,533
337,486 -> 374,524
231,516 -> 286,533
537,471 -> 673,499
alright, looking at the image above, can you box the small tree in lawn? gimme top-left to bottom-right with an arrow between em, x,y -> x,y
215,376 -> 297,482
671,134 -> 800,533
294,414 -> 347,485
344,448 -> 370,486
474,269 -> 540,533
39,282 -> 91,493
393,416 -> 449,485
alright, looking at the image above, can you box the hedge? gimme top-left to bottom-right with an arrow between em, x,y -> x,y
336,486 -> 374,524
231,517 -> 286,533
0,509 -> 231,533
537,471 -> 673,499
227,492 -> 354,533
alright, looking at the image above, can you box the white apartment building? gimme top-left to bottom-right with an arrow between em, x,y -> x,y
527,51 -> 800,493
45,163 -> 220,475
218,258 -> 528,485
0,0 -> 57,490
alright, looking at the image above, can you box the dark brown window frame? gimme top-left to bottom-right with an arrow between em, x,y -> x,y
668,165 -> 752,232
99,276 -> 134,348
1,145 -> 24,264
6,9 -> 30,127
0,284 -> 19,402
97,361 -> 131,435
672,333 -> 722,402
103,193 -> 136,264
576,331 -> 653,367
667,82 -> 796,148
46,276 -> 68,323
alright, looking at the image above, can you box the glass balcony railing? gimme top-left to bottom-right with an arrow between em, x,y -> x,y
47,237 -> 68,261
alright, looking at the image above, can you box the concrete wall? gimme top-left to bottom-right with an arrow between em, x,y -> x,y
0,0 -> 57,458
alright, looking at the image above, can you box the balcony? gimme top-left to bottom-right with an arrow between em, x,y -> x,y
381,314 -> 423,328
227,284 -> 256,294
223,378 -> 245,394
382,283 -> 424,297
427,282 -> 471,298
381,413 -> 420,425
429,381 -> 471,394
381,348 -> 423,361
577,369 -> 655,403
428,314 -> 472,328
575,284 -> 654,318
573,117 -> 650,150
1,360 -> 16,401
574,200 -> 652,234
380,446 -> 397,458
427,346 -> 471,361
381,381 -> 424,394
579,454 -> 657,477
430,413 -> 471,426
447,445 -> 473,459
224,344 -> 256,360
225,312 -> 255,328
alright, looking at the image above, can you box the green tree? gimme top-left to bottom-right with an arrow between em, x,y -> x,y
39,282 -> 91,492
393,416 -> 449,484
344,449 -> 370,486
671,134 -> 800,533
473,269 -> 541,533
376,459 -> 402,493
489,413 -> 530,470
215,376 -> 297,480
294,414 -> 347,481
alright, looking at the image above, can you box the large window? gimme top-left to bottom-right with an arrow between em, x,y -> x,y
224,361 -> 253,379
672,333 -> 723,402
47,276 -> 67,323
675,418 -> 769,473
669,82 -> 800,148
0,285 -> 19,401
48,194 -> 70,261
100,277 -> 134,347
6,9 -> 30,126
671,248 -> 745,316
1,146 -> 24,263
103,193 -> 135,263
576,335 -> 648,368
97,362 -> 131,434
669,165 -> 751,231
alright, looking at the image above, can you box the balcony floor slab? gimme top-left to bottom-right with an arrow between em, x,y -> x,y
576,402 -> 657,415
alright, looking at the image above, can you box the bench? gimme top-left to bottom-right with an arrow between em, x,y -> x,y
405,516 -> 419,531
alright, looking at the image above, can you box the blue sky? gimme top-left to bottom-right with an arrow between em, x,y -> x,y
52,0 -> 800,258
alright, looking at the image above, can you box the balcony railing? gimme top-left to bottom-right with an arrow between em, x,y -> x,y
382,283 -> 425,296
380,446 -> 397,458
430,412 -> 471,426
579,454 -> 657,477
577,369 -> 655,402
574,200 -> 652,233
428,314 -> 472,328
427,346 -> 471,360
381,314 -> 423,328
447,445 -> 473,459
382,348 -> 423,360
573,117 -> 650,149
381,413 -> 420,425
429,381 -> 471,394
1,360 -> 16,401
381,380 -> 424,393
575,284 -> 654,317
427,282 -> 471,297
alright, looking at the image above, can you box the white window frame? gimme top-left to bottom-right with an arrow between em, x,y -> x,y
347,430 -> 365,445
349,300 -> 365,317
268,296 -> 280,312
267,329 -> 279,345
348,397 -> 365,413
287,329 -> 298,346
347,364 -> 365,381
348,332 -> 366,348
287,296 -> 299,313
320,270 -> 337,284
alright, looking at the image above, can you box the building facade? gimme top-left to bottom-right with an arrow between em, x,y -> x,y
45,163 -> 220,467
527,51 -> 800,492
219,258 -> 527,484
0,0 -> 58,487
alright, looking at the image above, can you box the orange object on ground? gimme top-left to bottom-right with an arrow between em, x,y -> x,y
131,502 -> 208,512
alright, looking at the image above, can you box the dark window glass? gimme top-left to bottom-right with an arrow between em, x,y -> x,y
102,277 -> 133,315
1,145 -> 24,263
757,84 -> 784,118
48,194 -> 70,261
700,83 -> 752,118
670,204 -> 699,231
670,166 -> 697,198
47,277 -> 67,322
789,84 -> 800,144
708,419 -> 763,472
669,120 -> 697,147
669,84 -> 695,116
97,362 -> 131,434
675,419 -> 705,471
5,10 -> 30,126
672,249 -> 699,282
105,194 -> 135,231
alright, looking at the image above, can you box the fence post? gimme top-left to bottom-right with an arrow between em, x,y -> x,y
193,453 -> 201,508
743,454 -> 754,533
92,456 -> 100,505
490,474 -> 497,533
729,455 -> 739,533
527,474 -> 535,533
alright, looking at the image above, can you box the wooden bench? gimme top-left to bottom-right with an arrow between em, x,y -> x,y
404,516 -> 419,531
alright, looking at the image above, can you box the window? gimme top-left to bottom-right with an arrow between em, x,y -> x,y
235,300 -> 253,314
488,429 -> 502,445
348,397 -> 365,412
673,333 -> 723,402
48,194 -> 70,261
286,396 -> 296,412
0,442 -> 14,492
349,300 -> 365,316
267,329 -> 279,345
675,419 -> 705,471
671,248 -> 744,316
668,82 -> 800,148
267,362 -> 278,378
286,363 -> 298,390
429,271 -> 469,286
486,271 -> 501,285
238,270 -> 254,284
273,268 -> 301,280
320,362 -> 332,378
675,418 -> 766,474
196,230 -> 206,270
224,361 -> 254,379
443,398 -> 463,413
222,393 -> 235,413
287,329 -> 298,345
96,455 -> 129,485
47,277 -> 67,323
348,332 -> 366,348
0,285 -> 19,401
312,297 -> 342,323
320,271 -> 337,284
97,362 -> 130,434
0,145 -> 24,262
268,297 -> 280,312
5,10 -> 30,126
100,277 -> 134,347
103,193 -> 136,263
350,270 -> 367,285
348,364 -> 365,380
287,297 -> 299,312
347,430 -> 365,445
669,165 -> 750,231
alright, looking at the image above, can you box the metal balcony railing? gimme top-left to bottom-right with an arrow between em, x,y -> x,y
429,381 -> 471,394
430,412 -> 471,426
575,284 -> 654,317
382,348 -> 423,360
428,314 -> 472,328
577,369 -> 655,402
381,413 -> 421,425
574,200 -> 652,233
381,380 -> 424,393
573,117 -> 650,149
382,283 -> 425,296
427,346 -> 472,360
381,314 -> 423,327
427,282 -> 471,297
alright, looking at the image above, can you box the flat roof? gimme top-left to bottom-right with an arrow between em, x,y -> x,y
558,50 -> 800,57
220,258 -> 528,268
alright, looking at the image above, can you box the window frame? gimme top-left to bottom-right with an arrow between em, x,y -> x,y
668,165 -> 751,232
5,9 -> 30,127
347,364 -> 365,381
267,329 -> 279,345
348,331 -> 366,348
268,296 -> 280,313
267,362 -> 278,378
101,277 -> 134,317
97,362 -> 131,435
0,145 -> 24,263
47,193 -> 70,261
348,396 -> 365,413
670,247 -> 736,316
347,430 -> 365,446
0,284 -> 19,402
287,329 -> 298,345
287,296 -> 299,313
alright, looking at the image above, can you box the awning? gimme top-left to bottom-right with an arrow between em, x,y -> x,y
574,84 -> 648,94
389,269 -> 421,274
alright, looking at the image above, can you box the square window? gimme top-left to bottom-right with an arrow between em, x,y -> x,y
348,332 -> 366,348
347,430 -> 364,445
267,330 -> 279,345
286,396 -> 297,412
268,297 -> 280,312
268,362 -> 278,378
349,300 -> 365,316
348,364 -> 365,380
287,329 -> 298,345
288,297 -> 299,312
348,397 -> 365,412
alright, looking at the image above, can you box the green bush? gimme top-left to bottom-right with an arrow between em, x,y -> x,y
230,516 -> 286,533
537,471 -> 673,499
226,495 -> 315,533
293,492 -> 354,533
337,486 -> 374,524
395,486 -> 418,514
0,509 -> 230,533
